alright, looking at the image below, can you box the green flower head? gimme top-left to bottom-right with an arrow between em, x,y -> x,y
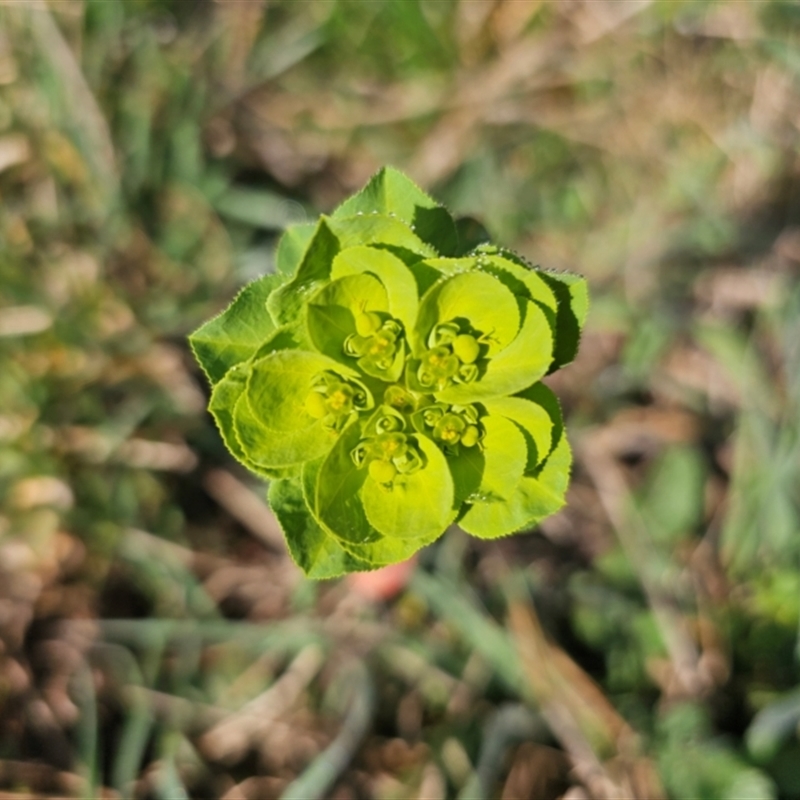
190,167 -> 588,578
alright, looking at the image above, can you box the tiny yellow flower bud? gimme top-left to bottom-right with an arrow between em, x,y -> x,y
453,334 -> 480,364
355,310 -> 382,337
461,425 -> 480,447
369,459 -> 397,483
304,391 -> 327,419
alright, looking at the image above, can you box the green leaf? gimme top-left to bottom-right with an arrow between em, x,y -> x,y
454,215 -> 491,256
479,251 -> 558,315
248,349 -> 361,430
207,364 -> 293,480
538,270 -> 589,371
251,324 -> 308,361
329,214 -> 437,259
314,422 -> 433,563
639,445 -> 705,545
437,299 -> 553,404
315,421 -> 382,548
343,532 -> 433,567
189,273 -> 285,386
214,187 -> 306,230
269,215 -> 434,329
414,270 -> 520,357
234,350 -> 358,467
459,432 -> 572,539
482,395 -> 553,471
330,245 -> 419,333
447,445 -> 484,507
306,273 -> 389,362
268,477 -> 372,578
275,222 -> 317,276
268,219 -> 341,325
406,259 -> 455,298
361,434 -> 455,540
482,249 -> 587,372
746,686 -> 800,764
233,392 -> 336,469
515,382 -> 564,457
332,166 -> 458,255
448,415 -> 526,506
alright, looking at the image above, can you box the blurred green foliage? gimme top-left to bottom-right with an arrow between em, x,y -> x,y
1,0 -> 800,797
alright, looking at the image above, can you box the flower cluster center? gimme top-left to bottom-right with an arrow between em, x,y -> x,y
413,401 -> 482,453
344,312 -> 404,376
345,387 -> 486,488
305,371 -> 371,432
350,406 -> 425,489
417,320 -> 488,391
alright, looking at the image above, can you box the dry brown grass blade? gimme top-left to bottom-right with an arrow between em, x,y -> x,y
490,0 -> 545,47
113,438 -> 198,473
411,0 -> 652,186
569,0 -> 655,44
0,133 -> 30,173
213,0 -> 267,93
122,686 -> 226,732
507,598 -> 665,800
203,469 -> 289,556
410,30 -> 568,184
199,644 -> 324,765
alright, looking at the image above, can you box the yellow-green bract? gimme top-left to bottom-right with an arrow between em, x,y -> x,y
190,167 -> 588,578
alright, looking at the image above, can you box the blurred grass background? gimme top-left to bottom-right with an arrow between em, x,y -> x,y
1,1 -> 800,798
